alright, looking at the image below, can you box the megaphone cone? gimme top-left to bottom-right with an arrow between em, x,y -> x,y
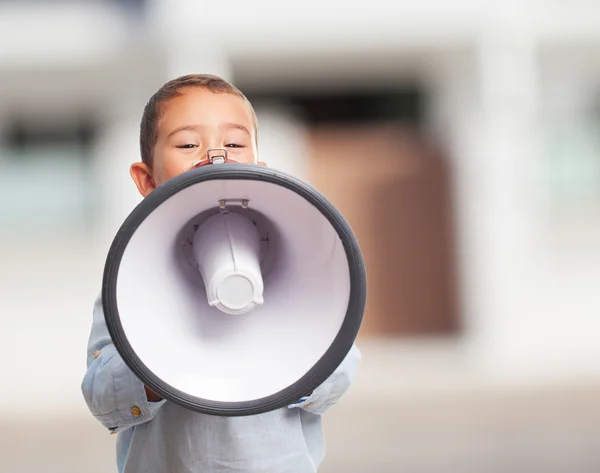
102,162 -> 366,416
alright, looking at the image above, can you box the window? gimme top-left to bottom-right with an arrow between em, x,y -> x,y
0,116 -> 98,234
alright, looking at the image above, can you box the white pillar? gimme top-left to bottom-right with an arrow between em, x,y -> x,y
90,106 -> 145,252
253,103 -> 310,180
444,14 -> 556,378
471,29 -> 541,373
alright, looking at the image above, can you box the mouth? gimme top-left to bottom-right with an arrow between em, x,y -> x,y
190,158 -> 239,169
190,147 -> 232,169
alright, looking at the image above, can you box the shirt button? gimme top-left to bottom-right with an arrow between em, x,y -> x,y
93,350 -> 100,359
131,406 -> 142,417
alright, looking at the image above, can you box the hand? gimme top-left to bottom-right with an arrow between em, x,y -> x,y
144,385 -> 163,402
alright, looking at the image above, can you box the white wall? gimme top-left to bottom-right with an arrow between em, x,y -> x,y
2,0 -> 600,422
432,26 -> 600,379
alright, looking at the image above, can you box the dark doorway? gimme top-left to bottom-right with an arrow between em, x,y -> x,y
244,84 -> 461,337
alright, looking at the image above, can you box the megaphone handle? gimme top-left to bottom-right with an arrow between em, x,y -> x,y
191,148 -> 239,168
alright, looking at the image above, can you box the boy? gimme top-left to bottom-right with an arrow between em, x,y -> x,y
82,74 -> 362,473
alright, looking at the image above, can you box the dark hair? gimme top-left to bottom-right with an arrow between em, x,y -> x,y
139,74 -> 258,166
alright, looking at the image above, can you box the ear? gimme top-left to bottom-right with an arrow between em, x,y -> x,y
130,162 -> 156,197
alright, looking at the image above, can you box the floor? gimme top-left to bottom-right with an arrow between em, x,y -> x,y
2,340 -> 600,473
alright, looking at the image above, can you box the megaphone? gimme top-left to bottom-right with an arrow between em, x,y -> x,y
102,149 -> 366,416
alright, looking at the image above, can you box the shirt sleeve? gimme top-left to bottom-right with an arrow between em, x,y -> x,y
81,294 -> 166,433
288,343 -> 362,415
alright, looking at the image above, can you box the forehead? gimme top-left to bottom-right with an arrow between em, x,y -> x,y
157,87 -> 254,134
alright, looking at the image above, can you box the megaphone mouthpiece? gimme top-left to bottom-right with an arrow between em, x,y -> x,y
193,208 -> 264,315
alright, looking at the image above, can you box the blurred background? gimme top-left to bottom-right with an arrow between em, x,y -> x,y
1,1 -> 600,472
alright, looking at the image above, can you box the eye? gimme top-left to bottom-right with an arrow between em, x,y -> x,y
176,144 -> 197,149
225,143 -> 245,148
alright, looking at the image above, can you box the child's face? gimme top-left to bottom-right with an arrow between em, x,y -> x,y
131,87 -> 259,197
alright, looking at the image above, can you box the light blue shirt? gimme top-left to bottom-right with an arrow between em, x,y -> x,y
81,294 -> 361,473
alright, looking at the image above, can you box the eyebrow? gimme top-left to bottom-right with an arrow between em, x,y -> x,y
166,125 -> 200,139
222,123 -> 251,135
166,123 -> 251,139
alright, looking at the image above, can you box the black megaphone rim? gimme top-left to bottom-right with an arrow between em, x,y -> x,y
102,163 -> 366,416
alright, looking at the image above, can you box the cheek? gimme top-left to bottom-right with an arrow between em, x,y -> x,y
234,156 -> 254,164
232,148 -> 257,164
164,161 -> 191,180
154,156 -> 192,185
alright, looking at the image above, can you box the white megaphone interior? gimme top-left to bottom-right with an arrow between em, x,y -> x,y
115,178 -> 351,403
191,207 -> 265,315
